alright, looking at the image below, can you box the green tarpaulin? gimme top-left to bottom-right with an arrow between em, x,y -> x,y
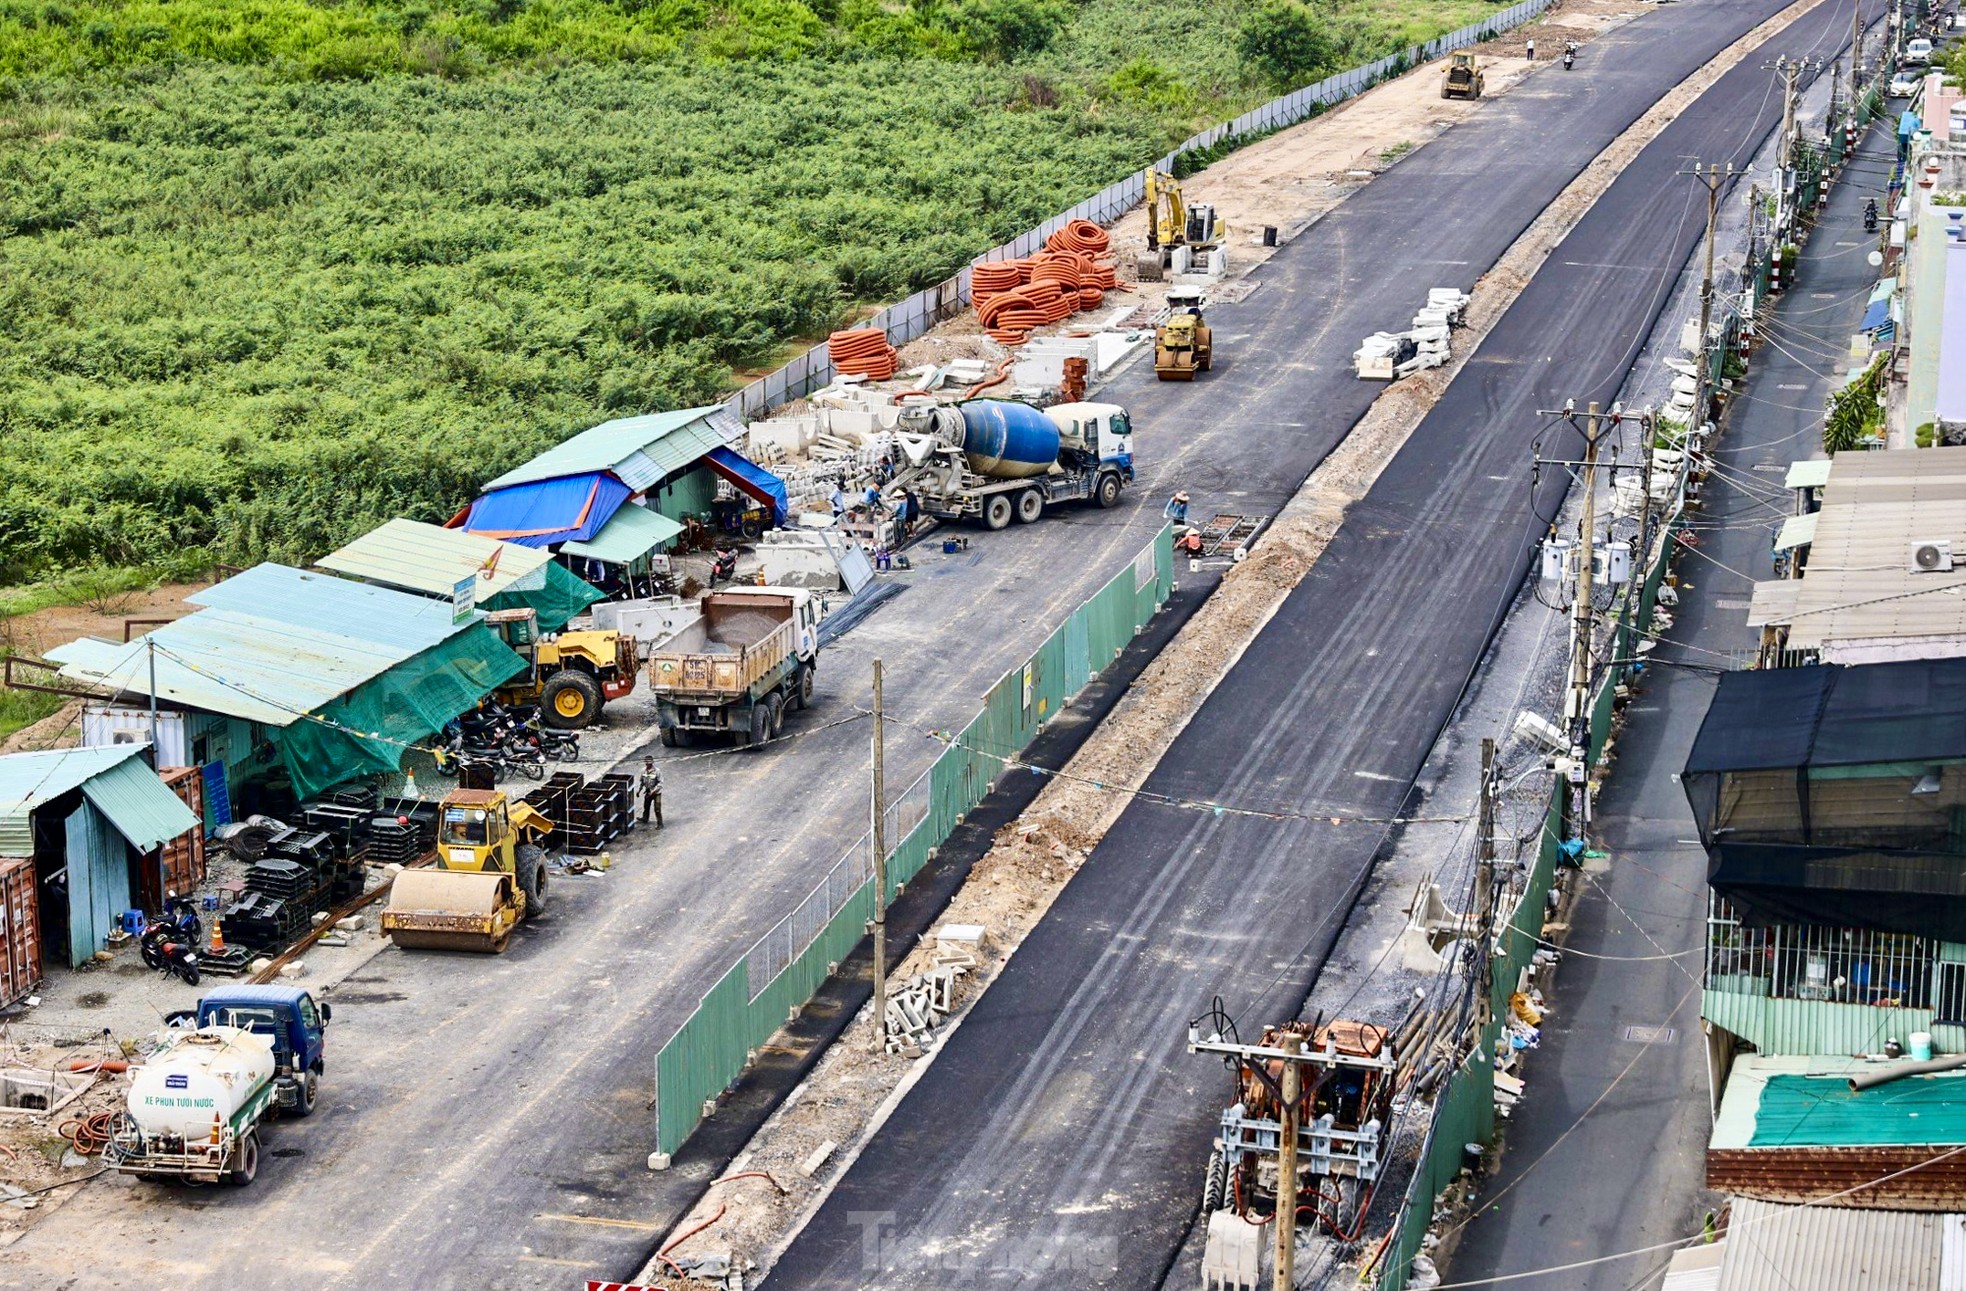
1749,1073 -> 1966,1147
270,623 -> 526,799
485,561 -> 605,633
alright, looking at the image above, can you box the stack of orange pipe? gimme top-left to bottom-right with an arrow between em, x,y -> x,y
828,328 -> 899,380
1045,218 -> 1111,256
966,224 -> 1124,347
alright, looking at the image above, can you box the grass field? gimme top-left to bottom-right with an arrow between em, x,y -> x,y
0,0 -> 1502,586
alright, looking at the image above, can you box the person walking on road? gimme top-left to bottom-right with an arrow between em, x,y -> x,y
1164,491 -> 1191,524
640,757 -> 664,828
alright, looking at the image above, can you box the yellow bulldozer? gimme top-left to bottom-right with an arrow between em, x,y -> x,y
487,608 -> 638,730
1155,289 -> 1213,380
1441,50 -> 1484,100
381,789 -> 551,954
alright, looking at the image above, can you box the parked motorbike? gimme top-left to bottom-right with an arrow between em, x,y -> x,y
711,546 -> 738,584
515,720 -> 580,763
139,924 -> 201,986
1865,200 -> 1879,232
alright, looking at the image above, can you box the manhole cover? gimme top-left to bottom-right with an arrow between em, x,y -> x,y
1623,1025 -> 1677,1044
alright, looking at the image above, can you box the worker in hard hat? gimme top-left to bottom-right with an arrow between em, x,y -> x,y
1164,491 -> 1191,524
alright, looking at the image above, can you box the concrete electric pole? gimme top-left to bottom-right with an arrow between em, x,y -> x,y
870,658 -> 888,1051
1474,737 -> 1498,1027
1273,1030 -> 1304,1291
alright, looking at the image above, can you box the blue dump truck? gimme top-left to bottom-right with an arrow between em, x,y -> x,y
887,399 -> 1135,530
106,985 -> 331,1187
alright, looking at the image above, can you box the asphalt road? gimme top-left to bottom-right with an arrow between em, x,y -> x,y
768,1 -> 1872,1285
1441,116 -> 1890,1291
0,3 -> 1851,1287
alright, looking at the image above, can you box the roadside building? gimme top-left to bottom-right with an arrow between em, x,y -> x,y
456,407 -> 786,593
45,564 -> 526,811
1749,446 -> 1966,665
1686,656 -> 1966,1256
0,746 -> 199,973
318,518 -> 604,633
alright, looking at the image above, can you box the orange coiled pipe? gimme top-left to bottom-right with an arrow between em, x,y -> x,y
1045,218 -> 1110,256
828,327 -> 899,381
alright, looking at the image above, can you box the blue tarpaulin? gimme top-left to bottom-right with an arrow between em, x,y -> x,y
462,473 -> 631,548
707,447 -> 790,527
1861,298 -> 1891,331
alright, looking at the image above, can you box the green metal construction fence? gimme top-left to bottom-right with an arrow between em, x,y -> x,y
653,526 -> 1175,1156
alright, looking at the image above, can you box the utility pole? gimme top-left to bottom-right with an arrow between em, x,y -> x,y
1474,737 -> 1498,1028
870,658 -> 888,1052
1848,2 -> 1864,115
1679,162 -> 1733,430
145,637 -> 160,755
1534,401 -> 1611,841
1274,1030 -> 1303,1291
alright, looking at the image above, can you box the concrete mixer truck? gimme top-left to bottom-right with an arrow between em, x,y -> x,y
887,400 -> 1134,530
105,986 -> 331,1187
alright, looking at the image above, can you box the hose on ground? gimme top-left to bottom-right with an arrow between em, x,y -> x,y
58,1111 -> 116,1156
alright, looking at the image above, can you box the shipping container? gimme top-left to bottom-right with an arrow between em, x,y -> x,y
146,768 -> 207,909
0,858 -> 41,1009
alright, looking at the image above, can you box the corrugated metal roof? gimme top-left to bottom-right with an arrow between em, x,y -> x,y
1755,448 -> 1966,650
558,503 -> 684,563
1773,513 -> 1819,551
485,407 -> 734,491
48,562 -> 488,727
79,757 -> 197,851
0,746 -> 191,854
190,564 -> 469,654
1746,579 -> 1802,627
1784,459 -> 1833,489
317,519 -> 551,600
1717,1198 -> 1950,1288
1662,1243 -> 1723,1291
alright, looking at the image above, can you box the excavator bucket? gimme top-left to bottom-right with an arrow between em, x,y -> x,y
381,870 -> 519,953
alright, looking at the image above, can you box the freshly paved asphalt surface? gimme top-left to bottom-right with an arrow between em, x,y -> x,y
770,0 -> 1872,1286
0,4 -> 1860,1288
1442,120 -> 1889,1291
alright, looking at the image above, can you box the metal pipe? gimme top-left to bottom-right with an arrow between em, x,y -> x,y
1849,1054 -> 1966,1092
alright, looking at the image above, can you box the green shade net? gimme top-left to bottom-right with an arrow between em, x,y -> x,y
485,562 -> 604,633
1749,1074 -> 1966,1147
270,624 -> 527,799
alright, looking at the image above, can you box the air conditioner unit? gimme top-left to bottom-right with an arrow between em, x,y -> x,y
1910,539 -> 1955,573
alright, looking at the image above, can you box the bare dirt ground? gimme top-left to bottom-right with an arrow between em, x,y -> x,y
0,1036 -> 133,1245
640,0 -> 1866,1274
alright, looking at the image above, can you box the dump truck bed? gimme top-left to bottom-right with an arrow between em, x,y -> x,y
647,592 -> 797,701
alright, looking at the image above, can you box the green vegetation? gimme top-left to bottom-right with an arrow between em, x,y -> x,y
1,0 -> 1497,583
1822,351 -> 1887,453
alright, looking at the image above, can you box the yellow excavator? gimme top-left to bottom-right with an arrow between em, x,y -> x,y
1156,286 -> 1213,380
381,789 -> 551,954
1138,169 -> 1221,282
1441,51 -> 1484,100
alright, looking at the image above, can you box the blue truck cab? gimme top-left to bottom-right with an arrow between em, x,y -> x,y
174,985 -> 332,1117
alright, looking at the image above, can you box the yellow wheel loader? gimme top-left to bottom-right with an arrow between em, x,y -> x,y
488,608 -> 638,730
1441,51 -> 1484,100
381,789 -> 552,953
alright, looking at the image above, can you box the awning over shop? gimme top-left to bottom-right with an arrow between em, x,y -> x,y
1861,298 -> 1892,331
706,446 -> 790,527
1746,578 -> 1802,628
462,474 -> 631,547
1773,513 -> 1818,551
1782,459 -> 1832,489
558,504 -> 685,565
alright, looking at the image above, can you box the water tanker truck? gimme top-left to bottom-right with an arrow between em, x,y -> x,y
888,399 -> 1134,530
106,985 -> 332,1187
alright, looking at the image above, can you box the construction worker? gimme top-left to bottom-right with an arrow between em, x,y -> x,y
1175,529 -> 1204,557
639,757 -> 663,828
1164,491 -> 1191,524
1525,35 -> 1535,60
